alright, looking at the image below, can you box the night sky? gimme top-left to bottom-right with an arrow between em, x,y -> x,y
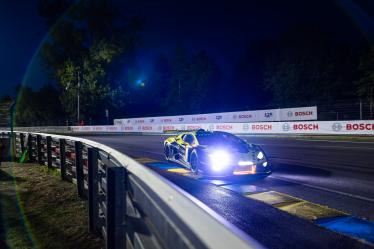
0,0 -> 371,96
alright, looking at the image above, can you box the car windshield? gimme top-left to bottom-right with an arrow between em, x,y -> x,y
196,132 -> 249,152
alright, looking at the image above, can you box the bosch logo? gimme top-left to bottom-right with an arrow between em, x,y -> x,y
216,115 -> 222,120
239,114 -> 252,119
243,124 -> 249,131
150,119 -> 154,123
293,124 -> 318,130
179,117 -> 184,122
287,111 -> 293,117
264,112 -> 273,118
252,124 -> 272,130
216,124 -> 232,130
282,123 -> 290,131
332,123 -> 342,131
347,123 -> 374,130
295,111 -> 313,116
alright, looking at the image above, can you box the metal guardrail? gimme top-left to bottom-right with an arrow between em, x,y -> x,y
0,131 -> 263,249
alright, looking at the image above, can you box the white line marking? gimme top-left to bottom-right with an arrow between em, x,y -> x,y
269,175 -> 374,203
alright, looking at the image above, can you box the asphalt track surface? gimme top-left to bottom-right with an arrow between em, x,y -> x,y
81,134 -> 374,249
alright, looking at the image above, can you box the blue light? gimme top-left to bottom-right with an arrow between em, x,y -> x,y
136,79 -> 145,87
315,216 -> 374,243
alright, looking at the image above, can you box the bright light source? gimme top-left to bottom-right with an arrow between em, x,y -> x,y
136,79 -> 145,87
238,161 -> 254,166
263,161 -> 268,167
209,150 -> 230,171
257,151 -> 264,160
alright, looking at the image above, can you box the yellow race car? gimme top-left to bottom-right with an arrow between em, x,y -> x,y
164,129 -> 271,177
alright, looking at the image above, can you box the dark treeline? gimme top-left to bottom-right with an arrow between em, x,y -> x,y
1,0 -> 373,126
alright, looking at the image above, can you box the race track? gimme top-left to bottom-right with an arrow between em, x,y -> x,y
80,134 -> 374,249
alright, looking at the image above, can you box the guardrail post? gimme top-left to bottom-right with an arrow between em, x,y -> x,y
10,132 -> 16,161
46,136 -> 52,168
59,139 -> 66,180
27,134 -> 34,162
88,147 -> 99,234
75,141 -> 84,197
20,133 -> 25,154
106,166 -> 126,249
36,135 -> 42,165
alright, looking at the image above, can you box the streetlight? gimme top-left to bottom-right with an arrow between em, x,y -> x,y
136,79 -> 145,88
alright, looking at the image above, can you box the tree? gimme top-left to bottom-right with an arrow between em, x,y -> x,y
231,41 -> 270,110
263,25 -> 359,107
159,47 -> 221,115
38,0 -> 143,124
356,47 -> 374,102
14,85 -> 64,126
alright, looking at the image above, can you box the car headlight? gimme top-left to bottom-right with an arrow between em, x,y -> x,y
209,150 -> 231,171
257,151 -> 264,160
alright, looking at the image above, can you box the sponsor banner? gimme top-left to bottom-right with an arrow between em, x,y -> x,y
113,106 -> 317,125
280,106 -> 318,121
70,120 -> 374,135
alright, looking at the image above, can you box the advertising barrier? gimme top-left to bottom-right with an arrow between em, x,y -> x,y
71,120 -> 374,135
113,106 -> 317,125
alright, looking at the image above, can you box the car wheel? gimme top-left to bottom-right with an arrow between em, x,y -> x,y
190,152 -> 199,174
164,143 -> 172,161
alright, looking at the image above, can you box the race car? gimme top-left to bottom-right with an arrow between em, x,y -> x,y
164,129 -> 271,177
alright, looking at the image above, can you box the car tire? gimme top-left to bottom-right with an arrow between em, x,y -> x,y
190,152 -> 199,174
164,143 -> 172,161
